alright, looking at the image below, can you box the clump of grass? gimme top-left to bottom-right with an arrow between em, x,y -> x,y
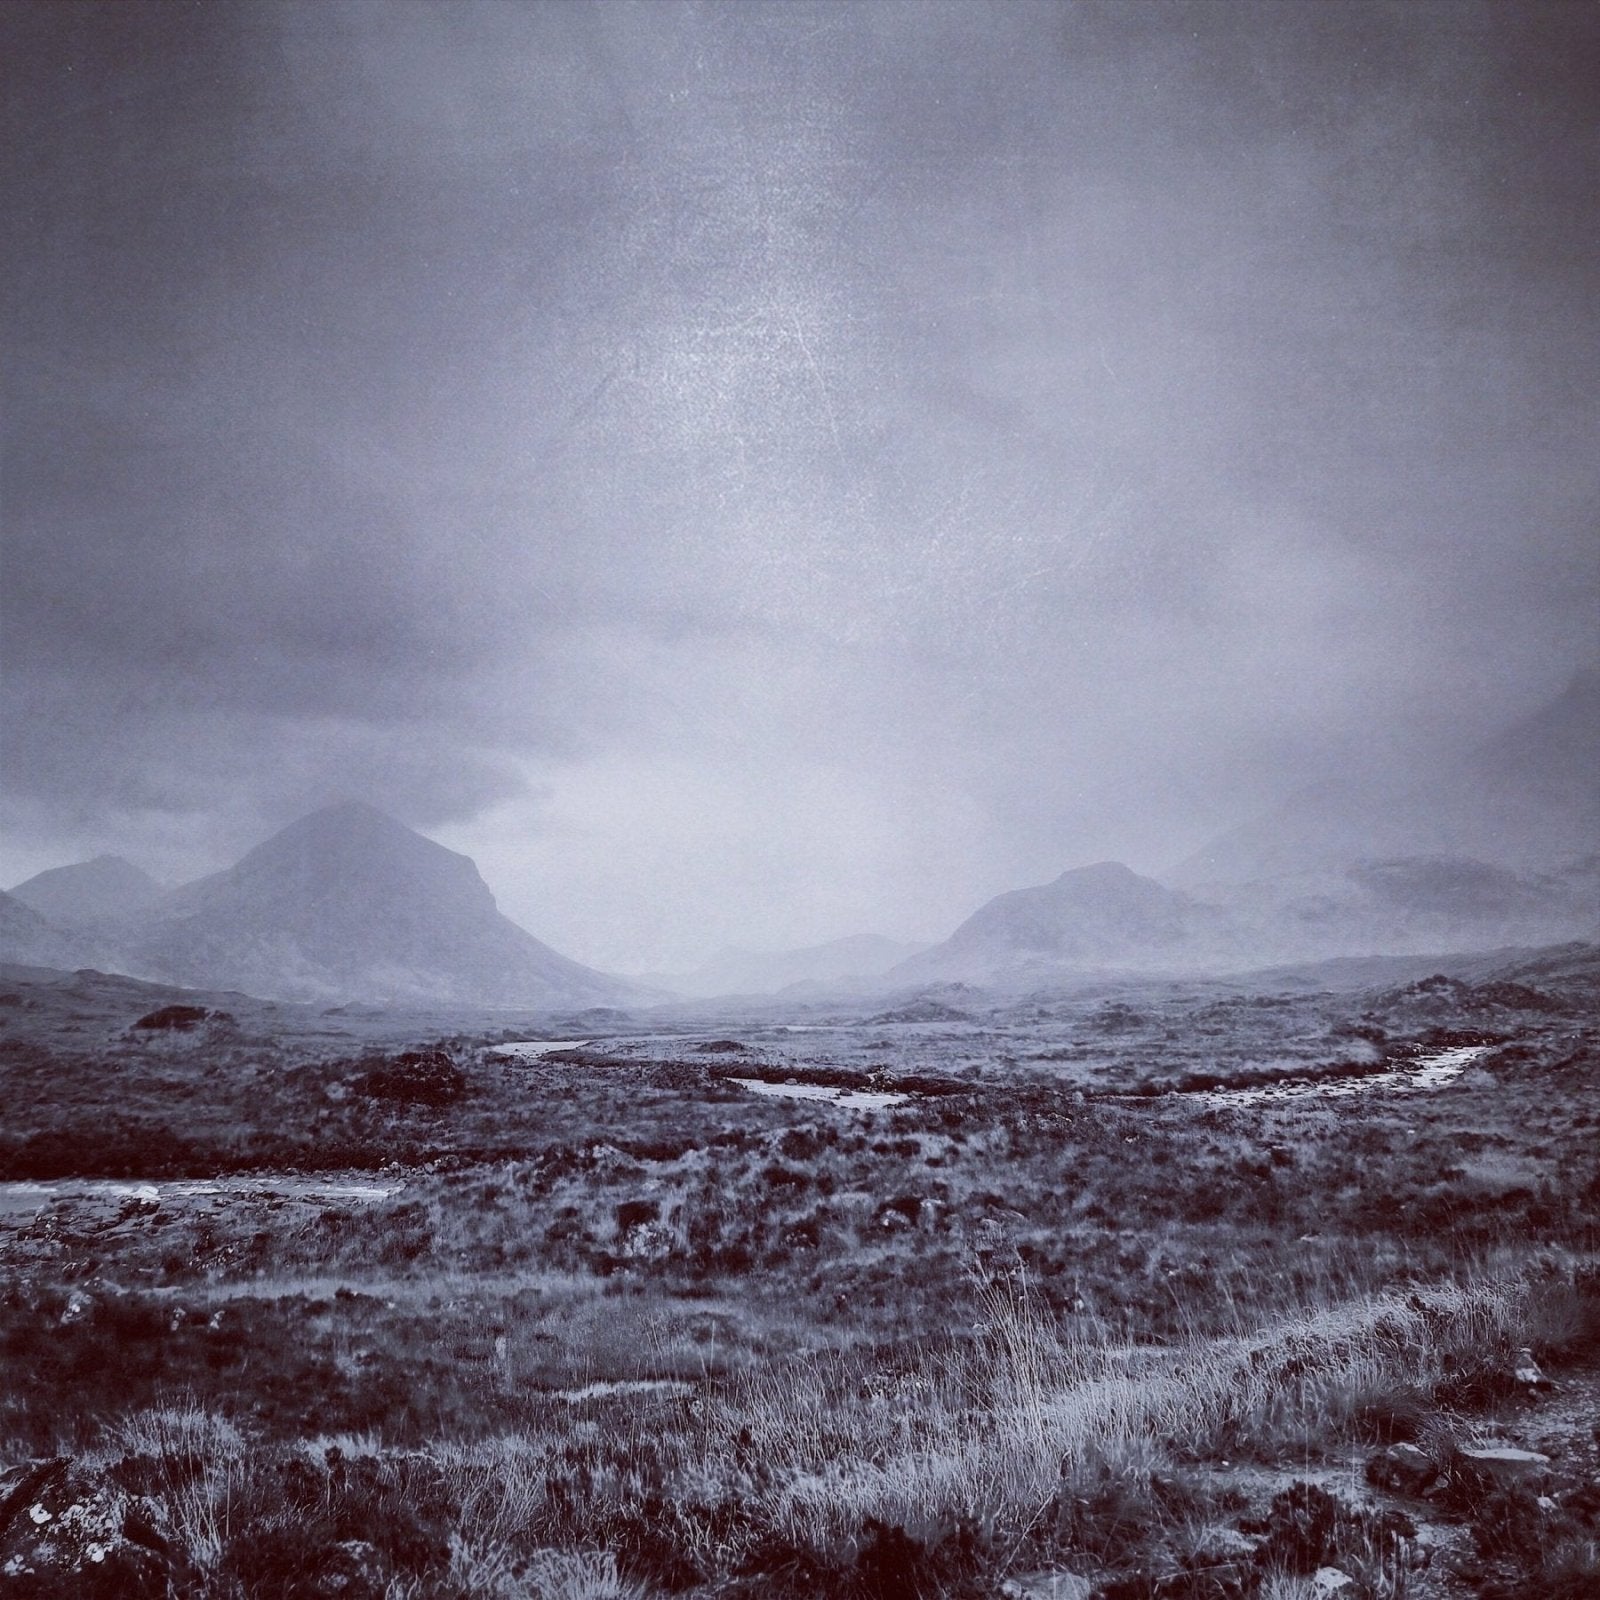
106,1401 -> 246,1466
99,1401 -> 245,1574
448,1540 -> 651,1599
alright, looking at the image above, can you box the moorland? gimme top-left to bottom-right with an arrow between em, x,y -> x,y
0,943 -> 1597,1599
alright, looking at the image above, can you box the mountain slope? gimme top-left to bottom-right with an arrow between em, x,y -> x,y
1174,669 -> 1600,886
125,802 -> 640,1008
9,855 -> 163,929
0,890 -> 95,970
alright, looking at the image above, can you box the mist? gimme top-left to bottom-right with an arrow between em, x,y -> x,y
3,0 -> 1596,969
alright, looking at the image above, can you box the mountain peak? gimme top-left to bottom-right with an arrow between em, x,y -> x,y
1053,861 -> 1142,886
273,799 -> 414,840
9,853 -> 163,926
214,803 -> 497,922
891,859 -> 1204,983
127,805 -> 638,1008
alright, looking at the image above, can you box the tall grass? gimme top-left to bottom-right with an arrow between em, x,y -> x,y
717,1271 -> 1530,1552
101,1401 -> 246,1572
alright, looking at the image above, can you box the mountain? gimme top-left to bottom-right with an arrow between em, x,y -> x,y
646,933 -> 930,998
1174,669 -> 1600,886
9,854 -> 163,930
0,889 -> 94,970
890,862 -> 1223,984
123,802 -> 641,1008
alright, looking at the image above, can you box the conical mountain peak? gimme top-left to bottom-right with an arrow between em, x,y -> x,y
124,805 -> 637,1009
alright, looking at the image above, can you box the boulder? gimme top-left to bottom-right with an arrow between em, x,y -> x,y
1310,1571 -> 1358,1598
1367,1441 -> 1436,1495
1513,1347 -> 1555,1392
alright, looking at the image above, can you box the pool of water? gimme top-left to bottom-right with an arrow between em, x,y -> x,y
0,1176 -> 402,1217
491,1039 -> 594,1060
731,1077 -> 909,1110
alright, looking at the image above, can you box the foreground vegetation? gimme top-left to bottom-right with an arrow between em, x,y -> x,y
1,948 -> 1597,1596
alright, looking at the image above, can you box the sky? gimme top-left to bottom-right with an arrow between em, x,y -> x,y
2,0 -> 1596,971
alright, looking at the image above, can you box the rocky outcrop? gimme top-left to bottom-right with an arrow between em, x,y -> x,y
0,1457 -> 187,1597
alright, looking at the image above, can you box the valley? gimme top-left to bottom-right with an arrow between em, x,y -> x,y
5,3 -> 1596,1596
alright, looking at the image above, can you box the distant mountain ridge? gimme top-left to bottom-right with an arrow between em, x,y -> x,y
4,803 -> 642,1010
3,673 -> 1592,1003
877,849 -> 1595,991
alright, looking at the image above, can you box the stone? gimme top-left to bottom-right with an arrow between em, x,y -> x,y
1513,1347 -> 1555,1391
1309,1568 -> 1362,1599
1367,1441 -> 1435,1494
1456,1445 -> 1552,1488
59,1290 -> 93,1325
1441,1549 -> 1485,1583
1311,1571 -> 1359,1599
0,1460 -> 182,1597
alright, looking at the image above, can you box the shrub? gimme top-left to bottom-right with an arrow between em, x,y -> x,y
132,1005 -> 213,1031
353,1049 -> 468,1107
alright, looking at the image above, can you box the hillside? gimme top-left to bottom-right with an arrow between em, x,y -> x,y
0,889 -> 93,970
1175,669 -> 1600,885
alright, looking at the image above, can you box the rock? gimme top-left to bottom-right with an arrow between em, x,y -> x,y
308,1538 -> 386,1598
1456,1445 -> 1552,1488
1440,1549 -> 1485,1583
1000,1572 -> 1095,1600
59,1291 -> 94,1326
1311,1571 -> 1359,1599
1513,1347 -> 1555,1391
1367,1441 -> 1436,1494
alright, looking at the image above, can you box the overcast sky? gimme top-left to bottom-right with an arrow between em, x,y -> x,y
3,0 -> 1596,969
